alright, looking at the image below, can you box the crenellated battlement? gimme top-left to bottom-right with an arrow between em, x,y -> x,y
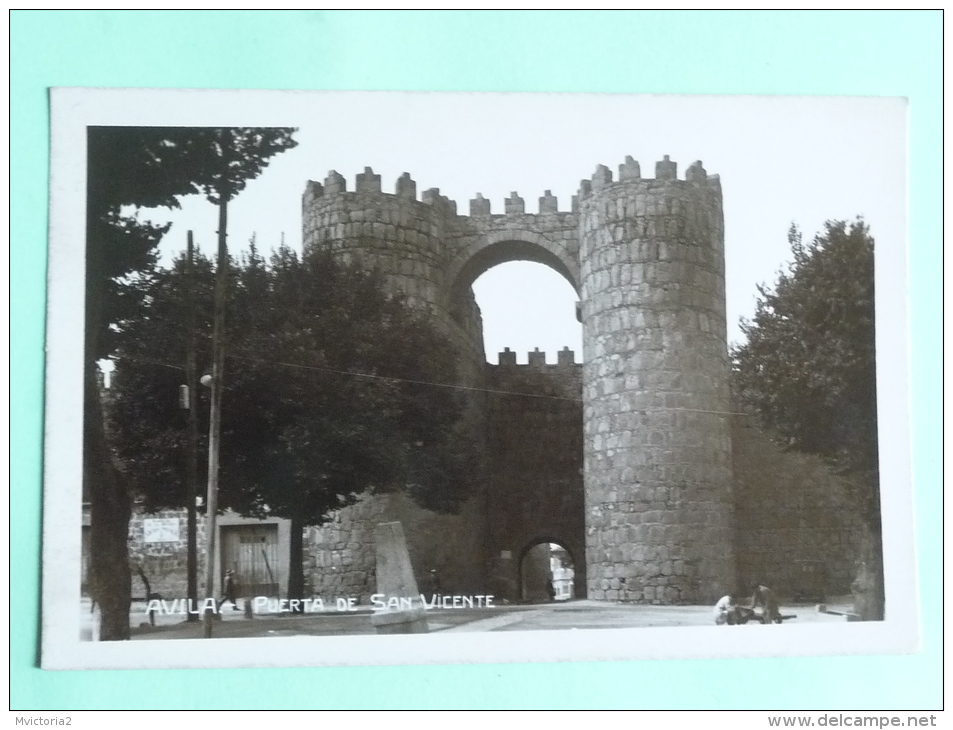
355,166 -> 381,194
575,155 -> 721,205
302,155 -> 722,313
302,155 -> 721,325
303,157 -> 720,227
324,169 -> 347,195
494,346 -> 578,367
396,172 -> 416,200
421,187 -> 458,215
304,167 -> 468,217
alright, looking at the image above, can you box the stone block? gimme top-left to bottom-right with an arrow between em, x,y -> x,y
578,179 -> 592,200
654,155 -> 678,181
370,522 -> 429,635
686,160 -> 707,183
470,193 -> 491,216
505,192 -> 524,215
304,180 -> 324,201
619,155 -> 642,181
592,164 -> 613,190
539,190 -> 558,214
356,166 -> 382,194
324,170 -> 346,194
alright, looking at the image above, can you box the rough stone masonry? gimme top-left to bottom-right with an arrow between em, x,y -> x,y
298,154 -> 742,604
578,157 -> 734,602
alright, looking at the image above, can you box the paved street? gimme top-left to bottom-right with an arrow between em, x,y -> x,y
79,597 -> 853,641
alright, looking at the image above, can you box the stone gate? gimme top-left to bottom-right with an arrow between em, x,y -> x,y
292,156 -> 860,606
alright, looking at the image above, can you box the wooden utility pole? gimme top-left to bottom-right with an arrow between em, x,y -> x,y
203,197 -> 228,638
185,231 -> 199,621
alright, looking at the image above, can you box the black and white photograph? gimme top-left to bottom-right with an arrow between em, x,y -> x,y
42,88 -> 916,670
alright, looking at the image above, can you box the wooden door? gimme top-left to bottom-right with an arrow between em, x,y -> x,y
221,524 -> 280,598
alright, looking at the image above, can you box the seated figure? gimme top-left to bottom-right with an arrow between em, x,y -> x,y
713,593 -> 741,625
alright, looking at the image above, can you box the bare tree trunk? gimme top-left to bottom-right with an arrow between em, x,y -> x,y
852,520 -> 885,621
288,514 -> 305,612
84,232 -> 132,641
85,356 -> 132,640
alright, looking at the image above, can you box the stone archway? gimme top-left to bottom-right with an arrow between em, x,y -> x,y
455,239 -> 586,606
446,230 -> 581,336
448,231 -> 580,300
518,538 -> 578,603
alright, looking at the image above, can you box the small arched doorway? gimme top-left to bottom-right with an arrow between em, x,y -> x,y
519,540 -> 576,603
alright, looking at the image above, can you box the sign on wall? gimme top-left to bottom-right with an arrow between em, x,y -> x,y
142,518 -> 180,543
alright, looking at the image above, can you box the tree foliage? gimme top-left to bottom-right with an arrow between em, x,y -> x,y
731,218 -> 882,618
109,246 -> 480,527
731,219 -> 878,509
84,127 -> 297,639
88,127 -> 298,210
87,127 -> 298,354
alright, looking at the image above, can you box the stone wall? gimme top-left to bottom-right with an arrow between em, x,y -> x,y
731,413 -> 862,600
521,544 -> 554,602
303,491 -> 487,602
483,349 -> 585,603
126,508 -> 208,598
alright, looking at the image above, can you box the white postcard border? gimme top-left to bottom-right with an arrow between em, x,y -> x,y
42,88 -> 918,670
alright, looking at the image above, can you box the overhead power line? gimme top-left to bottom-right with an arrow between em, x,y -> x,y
113,351 -> 751,416
228,353 -> 581,403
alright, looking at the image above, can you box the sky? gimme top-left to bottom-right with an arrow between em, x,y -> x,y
113,90 -> 907,363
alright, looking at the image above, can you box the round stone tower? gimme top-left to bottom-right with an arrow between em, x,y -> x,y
579,155 -> 735,603
301,167 -> 486,383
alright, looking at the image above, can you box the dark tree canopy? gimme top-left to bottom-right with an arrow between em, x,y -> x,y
84,127 -> 298,639
109,246 -> 480,527
86,127 -> 299,356
88,127 -> 298,211
731,219 -> 879,521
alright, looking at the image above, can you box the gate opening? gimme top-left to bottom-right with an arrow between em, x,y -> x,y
520,542 -> 576,603
471,261 -> 582,364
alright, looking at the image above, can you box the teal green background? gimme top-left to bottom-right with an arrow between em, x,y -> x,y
11,10 -> 941,710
